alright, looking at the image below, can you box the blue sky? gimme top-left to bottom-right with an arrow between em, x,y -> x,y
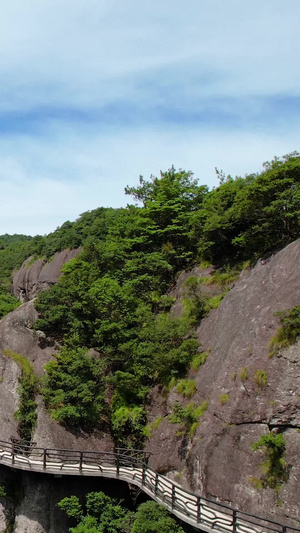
0,0 -> 299,235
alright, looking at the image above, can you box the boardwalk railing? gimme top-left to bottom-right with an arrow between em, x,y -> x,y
0,439 -> 298,533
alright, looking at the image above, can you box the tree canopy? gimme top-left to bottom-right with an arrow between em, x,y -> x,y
58,492 -> 184,533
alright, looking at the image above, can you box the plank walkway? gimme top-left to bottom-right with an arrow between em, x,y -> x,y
0,440 -> 298,533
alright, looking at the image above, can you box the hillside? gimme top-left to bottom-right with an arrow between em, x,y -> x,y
0,153 -> 299,531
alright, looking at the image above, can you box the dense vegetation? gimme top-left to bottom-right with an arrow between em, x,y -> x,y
58,492 -> 185,533
1,152 -> 300,445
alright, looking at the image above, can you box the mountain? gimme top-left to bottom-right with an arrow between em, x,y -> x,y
0,154 -> 299,531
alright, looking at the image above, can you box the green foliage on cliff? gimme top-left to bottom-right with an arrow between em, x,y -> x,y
269,305 -> 300,357
252,432 -> 288,493
168,400 -> 208,438
0,290 -> 20,319
132,501 -> 184,533
4,350 -> 38,442
254,370 -> 268,388
0,234 -> 33,318
176,379 -> 196,398
111,405 -> 146,448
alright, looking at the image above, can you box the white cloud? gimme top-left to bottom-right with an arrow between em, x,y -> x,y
0,0 -> 299,112
0,123 -> 298,235
0,0 -> 299,235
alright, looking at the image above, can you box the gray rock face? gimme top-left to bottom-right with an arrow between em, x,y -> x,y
146,239 -> 300,526
0,468 -> 130,533
0,298 -> 114,532
12,249 -> 82,302
0,299 -> 114,448
0,300 -> 53,377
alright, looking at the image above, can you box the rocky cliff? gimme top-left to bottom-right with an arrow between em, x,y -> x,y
12,249 -> 82,302
145,239 -> 300,526
0,250 -> 113,532
0,241 -> 299,531
0,300 -> 114,532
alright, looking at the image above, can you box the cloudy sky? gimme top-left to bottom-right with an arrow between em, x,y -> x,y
0,0 -> 299,235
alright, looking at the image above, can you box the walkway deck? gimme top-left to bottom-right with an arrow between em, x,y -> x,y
0,440 -> 298,533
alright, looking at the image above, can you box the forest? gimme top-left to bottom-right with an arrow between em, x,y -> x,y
0,151 -> 300,451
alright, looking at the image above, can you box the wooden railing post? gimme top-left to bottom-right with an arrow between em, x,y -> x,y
196,496 -> 201,523
116,454 -> 120,477
154,473 -> 158,496
43,449 -> 47,470
171,484 -> 176,509
79,452 -> 83,472
232,509 -> 237,533
142,463 -> 146,485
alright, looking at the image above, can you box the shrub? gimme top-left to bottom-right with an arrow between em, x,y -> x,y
59,492 -> 183,533
190,351 -> 210,371
182,278 -> 208,325
206,293 -> 227,309
143,417 -> 164,438
168,400 -> 208,438
254,370 -> 267,388
0,291 -> 20,320
251,433 -> 288,493
58,491 -> 133,532
269,305 -> 300,357
240,367 -> 248,382
58,495 -> 82,520
42,345 -> 106,431
219,393 -> 230,405
111,405 -> 146,448
205,266 -> 239,288
132,501 -> 184,533
176,379 -> 196,398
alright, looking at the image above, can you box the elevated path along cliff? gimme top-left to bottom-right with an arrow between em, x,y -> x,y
0,440 -> 298,533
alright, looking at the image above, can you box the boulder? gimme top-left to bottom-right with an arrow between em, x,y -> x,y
12,248 -> 82,302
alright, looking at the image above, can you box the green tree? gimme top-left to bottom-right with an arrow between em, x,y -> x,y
59,492 -> 134,533
58,493 -> 183,533
35,259 -> 99,344
58,495 -> 82,520
132,501 -> 184,533
88,277 -> 136,356
125,167 -> 207,270
42,345 -> 106,430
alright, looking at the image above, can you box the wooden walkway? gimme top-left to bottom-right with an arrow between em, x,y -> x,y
0,440 -> 298,533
